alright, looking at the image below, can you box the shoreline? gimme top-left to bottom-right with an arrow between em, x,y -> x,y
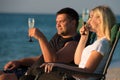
106,67 -> 120,80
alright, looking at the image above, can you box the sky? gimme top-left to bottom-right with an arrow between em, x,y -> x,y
0,0 -> 120,15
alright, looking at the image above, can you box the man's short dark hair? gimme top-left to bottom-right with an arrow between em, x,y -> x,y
56,7 -> 79,28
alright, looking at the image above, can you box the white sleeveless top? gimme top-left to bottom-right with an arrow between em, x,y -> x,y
79,37 -> 110,73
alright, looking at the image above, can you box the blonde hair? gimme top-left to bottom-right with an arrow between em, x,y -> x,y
92,5 -> 116,41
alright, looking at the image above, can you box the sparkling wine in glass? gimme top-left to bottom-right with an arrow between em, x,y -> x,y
82,9 -> 89,35
28,18 -> 35,42
82,8 -> 89,25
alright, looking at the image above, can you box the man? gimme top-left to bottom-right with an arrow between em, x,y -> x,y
0,7 -> 80,80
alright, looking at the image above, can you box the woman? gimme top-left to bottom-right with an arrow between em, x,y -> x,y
41,5 -> 116,79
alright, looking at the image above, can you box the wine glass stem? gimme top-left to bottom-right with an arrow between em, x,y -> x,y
29,37 -> 33,42
84,22 -> 86,25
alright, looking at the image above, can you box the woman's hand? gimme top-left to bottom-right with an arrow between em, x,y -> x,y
79,25 -> 89,36
40,63 -> 55,73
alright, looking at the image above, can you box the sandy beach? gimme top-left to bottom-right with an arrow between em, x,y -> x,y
106,68 -> 120,80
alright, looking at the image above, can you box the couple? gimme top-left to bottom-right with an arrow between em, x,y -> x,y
40,5 -> 116,80
0,5 -> 116,80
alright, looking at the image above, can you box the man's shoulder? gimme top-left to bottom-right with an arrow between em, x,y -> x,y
72,33 -> 80,41
50,32 -> 80,43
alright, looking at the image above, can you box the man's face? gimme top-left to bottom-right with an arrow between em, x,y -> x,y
56,14 -> 73,36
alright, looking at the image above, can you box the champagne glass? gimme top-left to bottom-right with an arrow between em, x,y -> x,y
82,9 -> 89,35
28,18 -> 35,42
82,8 -> 89,25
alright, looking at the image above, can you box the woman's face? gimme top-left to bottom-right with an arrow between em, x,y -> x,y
87,11 -> 100,32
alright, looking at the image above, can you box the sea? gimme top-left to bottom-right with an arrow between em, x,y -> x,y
0,13 -> 120,69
